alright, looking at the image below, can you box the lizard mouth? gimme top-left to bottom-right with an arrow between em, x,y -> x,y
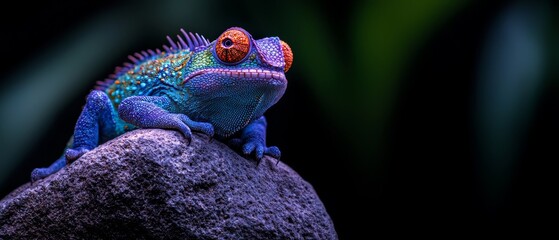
182,68 -> 286,84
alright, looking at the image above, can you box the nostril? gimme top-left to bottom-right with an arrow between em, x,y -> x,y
280,40 -> 293,72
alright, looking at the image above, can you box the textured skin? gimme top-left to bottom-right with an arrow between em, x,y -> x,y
31,27 -> 291,182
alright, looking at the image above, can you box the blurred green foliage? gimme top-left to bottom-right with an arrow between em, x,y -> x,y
1,0 -> 557,236
271,0 -> 467,178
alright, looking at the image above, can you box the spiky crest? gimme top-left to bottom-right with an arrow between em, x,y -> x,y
94,29 -> 210,91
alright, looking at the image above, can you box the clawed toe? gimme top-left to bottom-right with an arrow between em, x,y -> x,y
31,168 -> 47,183
242,142 -> 256,155
264,146 -> 281,160
226,136 -> 281,162
65,148 -> 90,163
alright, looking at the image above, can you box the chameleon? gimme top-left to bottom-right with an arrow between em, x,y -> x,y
31,27 -> 293,182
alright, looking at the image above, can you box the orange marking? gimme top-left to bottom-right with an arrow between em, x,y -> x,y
281,40 -> 293,72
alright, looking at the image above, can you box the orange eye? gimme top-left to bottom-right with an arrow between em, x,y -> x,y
215,29 -> 250,64
280,40 -> 293,72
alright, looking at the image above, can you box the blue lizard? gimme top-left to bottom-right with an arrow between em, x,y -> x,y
31,27 -> 293,182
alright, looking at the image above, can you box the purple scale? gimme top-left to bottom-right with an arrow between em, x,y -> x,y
254,37 -> 284,69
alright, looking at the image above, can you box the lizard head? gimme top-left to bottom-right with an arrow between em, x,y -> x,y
181,27 -> 292,137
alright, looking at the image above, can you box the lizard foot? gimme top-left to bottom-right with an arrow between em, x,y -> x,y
229,138 -> 281,162
65,147 -> 90,164
177,114 -> 214,142
31,168 -> 48,183
30,155 -> 66,183
161,113 -> 214,145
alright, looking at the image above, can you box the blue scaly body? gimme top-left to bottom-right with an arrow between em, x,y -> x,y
31,27 -> 293,182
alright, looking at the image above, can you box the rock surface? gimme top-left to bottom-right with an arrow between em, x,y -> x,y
0,129 -> 337,239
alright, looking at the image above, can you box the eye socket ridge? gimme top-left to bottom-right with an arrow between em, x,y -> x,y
214,28 -> 251,64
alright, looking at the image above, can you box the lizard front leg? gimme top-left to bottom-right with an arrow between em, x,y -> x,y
65,90 -> 119,162
229,116 -> 281,161
118,95 -> 214,144
31,90 -> 118,182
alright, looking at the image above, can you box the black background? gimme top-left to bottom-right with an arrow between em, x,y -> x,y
1,0 -> 558,238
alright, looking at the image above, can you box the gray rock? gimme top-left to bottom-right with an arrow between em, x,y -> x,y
0,129 -> 337,239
